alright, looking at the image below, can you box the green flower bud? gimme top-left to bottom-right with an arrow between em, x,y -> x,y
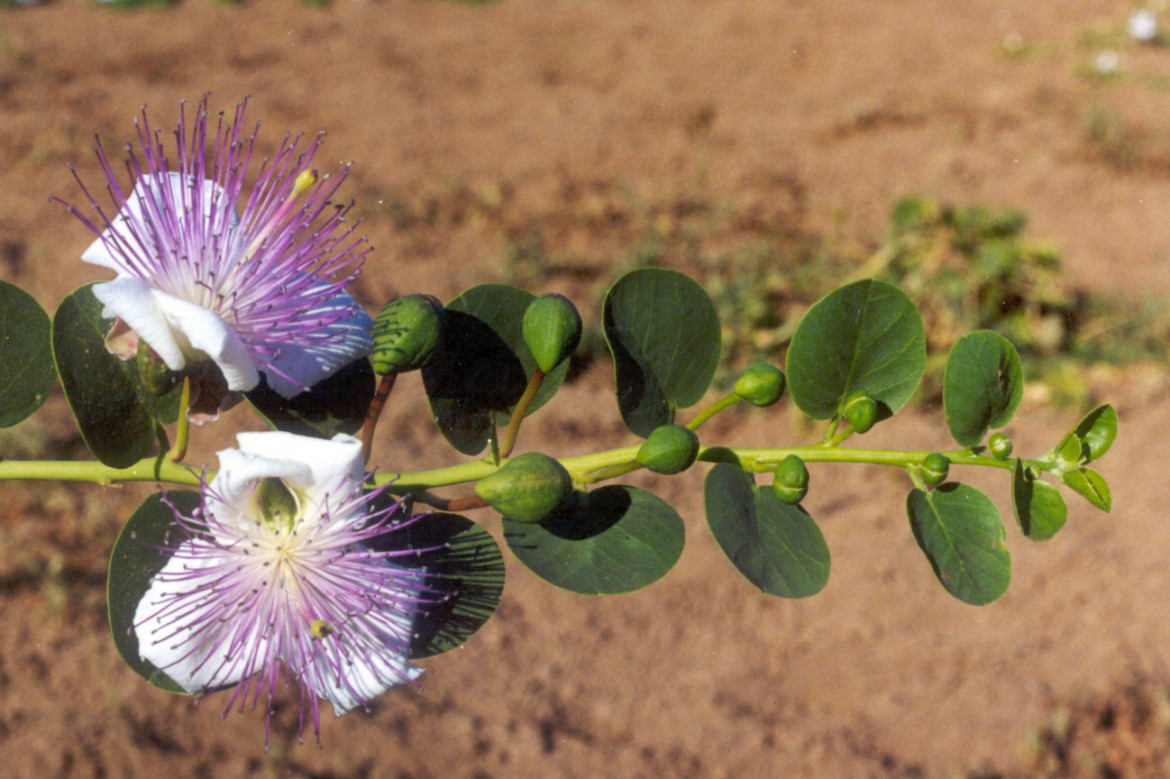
474,452 -> 572,523
920,453 -> 949,487
843,391 -> 878,434
988,433 -> 1013,460
734,363 -> 787,407
371,294 -> 445,375
636,424 -> 700,475
522,293 -> 583,373
772,454 -> 809,504
136,339 -> 180,396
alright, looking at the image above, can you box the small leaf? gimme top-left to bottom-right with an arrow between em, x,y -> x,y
0,280 -> 56,427
246,357 -> 375,439
364,508 -> 505,659
1011,459 -> 1068,541
53,284 -> 179,467
907,482 -> 1011,605
1055,432 -> 1085,466
1061,467 -> 1112,512
108,491 -> 201,695
422,285 -> 569,455
603,268 -> 720,436
943,330 -> 1023,448
503,485 -> 685,595
704,462 -> 830,598
787,279 -> 925,421
1073,404 -> 1118,463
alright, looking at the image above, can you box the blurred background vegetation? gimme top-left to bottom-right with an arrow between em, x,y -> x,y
463,181 -> 1169,411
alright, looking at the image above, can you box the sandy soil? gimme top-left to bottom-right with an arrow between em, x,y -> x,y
2,0 -> 1170,776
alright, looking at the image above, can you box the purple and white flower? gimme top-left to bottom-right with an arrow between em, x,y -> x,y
62,97 -> 373,418
134,432 -> 428,743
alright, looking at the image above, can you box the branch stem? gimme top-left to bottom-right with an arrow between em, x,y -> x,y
686,393 -> 740,431
164,376 -> 191,463
0,444 -> 1016,492
360,372 -> 398,464
0,458 -> 201,486
499,368 -> 545,458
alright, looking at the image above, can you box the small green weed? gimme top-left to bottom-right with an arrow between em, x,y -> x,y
704,194 -> 1167,406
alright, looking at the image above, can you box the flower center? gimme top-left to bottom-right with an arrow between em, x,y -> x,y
255,476 -> 301,537
250,477 -> 324,629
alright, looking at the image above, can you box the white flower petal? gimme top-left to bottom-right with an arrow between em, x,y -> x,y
134,543 -> 274,693
92,278 -> 260,391
82,173 -> 234,273
151,292 -> 259,391
234,432 -> 365,508
318,650 -> 423,716
210,446 -> 314,517
263,291 -> 374,399
92,277 -> 187,370
310,565 -> 423,714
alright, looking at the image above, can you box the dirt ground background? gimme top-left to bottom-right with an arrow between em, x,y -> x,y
4,0 -> 1170,776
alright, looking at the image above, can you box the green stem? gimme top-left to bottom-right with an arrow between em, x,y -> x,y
0,458 -> 202,486
374,444 -> 1015,491
582,461 -> 641,484
164,376 -> 191,463
0,444 -> 1016,492
499,368 -> 545,458
906,466 -> 929,492
686,393 -> 741,431
823,420 -> 855,447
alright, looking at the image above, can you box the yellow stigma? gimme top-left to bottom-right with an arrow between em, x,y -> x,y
239,168 -> 320,264
310,619 -> 334,639
291,168 -> 318,199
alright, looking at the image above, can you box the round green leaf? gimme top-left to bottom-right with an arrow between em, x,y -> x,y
907,482 -> 1011,605
0,280 -> 56,427
108,490 -> 201,695
1055,431 -> 1085,466
787,279 -> 925,420
1011,459 -> 1068,541
704,462 -> 830,598
246,357 -> 375,439
52,284 -> 179,467
503,485 -> 685,594
603,268 -> 720,437
1061,467 -> 1111,512
1073,404 -> 1118,463
943,330 -> 1023,448
422,284 -> 569,455
364,509 -> 505,659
